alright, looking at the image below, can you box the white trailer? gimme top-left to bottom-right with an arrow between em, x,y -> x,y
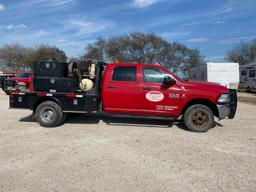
239,62 -> 256,92
189,62 -> 240,89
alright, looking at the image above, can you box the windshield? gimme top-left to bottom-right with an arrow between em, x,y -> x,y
0,74 -> 15,78
15,73 -> 31,78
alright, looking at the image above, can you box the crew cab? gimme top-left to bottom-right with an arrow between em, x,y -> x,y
4,62 -> 237,132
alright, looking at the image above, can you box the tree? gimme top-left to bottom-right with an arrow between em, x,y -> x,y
26,45 -> 67,66
86,37 -> 109,61
0,44 -> 67,70
227,39 -> 256,65
0,44 -> 33,70
172,43 -> 205,76
84,32 -> 205,75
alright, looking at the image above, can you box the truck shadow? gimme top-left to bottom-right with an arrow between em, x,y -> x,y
65,113 -> 186,130
20,113 -> 222,131
20,113 -> 182,129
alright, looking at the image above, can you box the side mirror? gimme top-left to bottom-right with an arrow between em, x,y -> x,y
163,76 -> 176,85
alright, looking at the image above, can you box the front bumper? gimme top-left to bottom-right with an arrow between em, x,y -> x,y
217,89 -> 237,119
217,104 -> 230,119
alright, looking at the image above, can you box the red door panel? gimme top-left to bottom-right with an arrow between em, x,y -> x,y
102,65 -> 141,114
103,81 -> 142,113
137,66 -> 183,117
139,82 -> 183,116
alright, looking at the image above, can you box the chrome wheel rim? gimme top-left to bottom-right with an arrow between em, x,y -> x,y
41,108 -> 55,123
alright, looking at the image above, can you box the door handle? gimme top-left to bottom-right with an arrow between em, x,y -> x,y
143,87 -> 151,90
107,85 -> 116,89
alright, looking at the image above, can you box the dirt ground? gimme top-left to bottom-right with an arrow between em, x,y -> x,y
0,91 -> 256,192
237,91 -> 256,105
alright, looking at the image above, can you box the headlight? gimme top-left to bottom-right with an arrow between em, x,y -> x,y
217,93 -> 230,103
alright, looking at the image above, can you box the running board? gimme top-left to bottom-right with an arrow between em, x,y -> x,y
106,113 -> 177,121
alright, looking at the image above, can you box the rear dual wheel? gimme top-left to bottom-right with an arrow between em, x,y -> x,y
184,104 -> 214,132
35,101 -> 66,127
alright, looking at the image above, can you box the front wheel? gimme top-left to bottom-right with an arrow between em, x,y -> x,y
35,101 -> 63,127
183,104 -> 214,132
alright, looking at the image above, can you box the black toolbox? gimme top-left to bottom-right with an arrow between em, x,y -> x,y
33,77 -> 74,93
34,62 -> 69,78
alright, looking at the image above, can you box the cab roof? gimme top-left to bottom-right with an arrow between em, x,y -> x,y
108,63 -> 161,67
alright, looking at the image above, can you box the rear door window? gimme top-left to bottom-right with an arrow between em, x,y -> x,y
249,70 -> 256,78
112,66 -> 137,82
241,70 -> 247,76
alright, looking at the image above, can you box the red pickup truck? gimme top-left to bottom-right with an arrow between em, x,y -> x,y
3,73 -> 33,93
5,62 -> 237,132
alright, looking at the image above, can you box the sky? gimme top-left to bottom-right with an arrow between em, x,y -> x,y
0,0 -> 255,61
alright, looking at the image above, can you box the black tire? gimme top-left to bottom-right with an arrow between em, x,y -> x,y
35,101 -> 63,127
61,113 -> 67,124
62,113 -> 67,121
184,104 -> 214,132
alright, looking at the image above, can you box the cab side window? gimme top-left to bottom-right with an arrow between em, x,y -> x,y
112,66 -> 137,82
241,70 -> 247,76
249,70 -> 255,78
143,67 -> 165,83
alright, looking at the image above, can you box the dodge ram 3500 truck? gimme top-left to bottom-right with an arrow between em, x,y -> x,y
4,62 -> 237,132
